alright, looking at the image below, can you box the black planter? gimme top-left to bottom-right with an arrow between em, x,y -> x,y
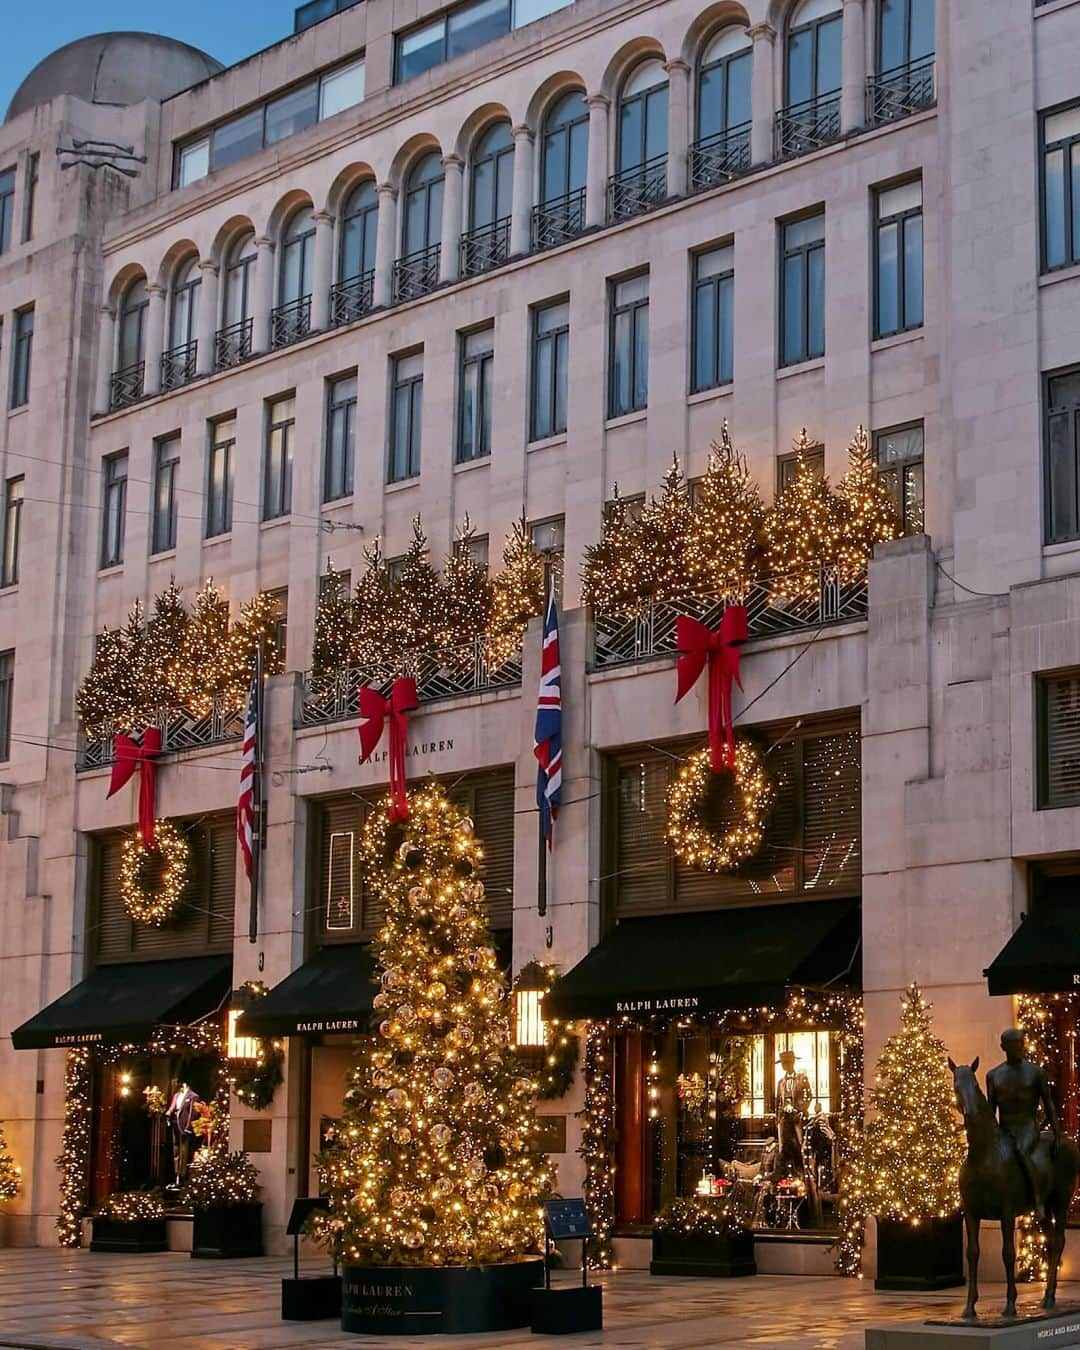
191,1202 -> 264,1259
282,1274 -> 342,1320
340,1257 -> 544,1335
874,1212 -> 965,1291
530,1285 -> 603,1335
650,1227 -> 757,1278
90,1215 -> 168,1253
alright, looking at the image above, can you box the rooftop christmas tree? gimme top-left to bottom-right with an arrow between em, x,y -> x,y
685,424 -> 765,599
633,457 -> 694,608
385,516 -> 444,669
441,517 -> 493,656
488,516 -> 546,667
0,1122 -> 20,1201
762,429 -> 844,601
311,562 -> 357,694
836,424 -> 900,585
580,488 -> 644,619
316,782 -> 553,1266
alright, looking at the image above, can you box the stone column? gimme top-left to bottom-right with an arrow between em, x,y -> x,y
252,235 -> 275,352
748,23 -> 776,166
195,261 -> 218,376
439,154 -> 464,284
143,283 -> 166,396
664,59 -> 690,197
509,124 -> 535,256
585,94 -> 610,228
373,183 -> 398,309
95,304 -> 115,413
310,209 -> 335,330
841,0 -> 867,133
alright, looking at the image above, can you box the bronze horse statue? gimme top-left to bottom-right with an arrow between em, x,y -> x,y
949,1058 -> 1080,1319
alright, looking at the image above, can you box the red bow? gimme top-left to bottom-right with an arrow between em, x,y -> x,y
358,678 -> 418,822
674,607 -> 748,772
107,728 -> 162,845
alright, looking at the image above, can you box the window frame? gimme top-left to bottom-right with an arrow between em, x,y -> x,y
1036,669 -> 1080,810
1,475 -> 23,588
457,326 -> 495,463
150,434 -> 181,556
690,244 -> 735,393
540,91 -> 589,207
21,153 -> 38,244
0,649 -> 11,762
1040,101 -> 1080,274
785,6 -> 843,107
263,396 -> 296,521
324,372 -> 358,501
617,62 -> 669,174
530,298 -> 570,441
388,352 -> 424,484
779,210 -> 826,367
873,420 -> 924,536
9,305 -> 33,409
100,451 -> 128,570
206,416 -> 236,539
873,179 -> 923,338
608,272 -> 650,419
0,168 -> 13,255
696,30 -> 752,143
1044,364 -> 1080,545
777,442 -> 825,493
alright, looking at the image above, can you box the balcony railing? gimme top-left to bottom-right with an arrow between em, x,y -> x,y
160,341 -> 198,392
214,317 -> 253,371
592,569 -> 868,671
76,694 -> 245,771
866,56 -> 935,126
460,217 -> 511,277
689,122 -> 752,190
608,154 -> 668,223
330,270 -> 375,326
531,189 -> 587,251
775,93 -> 842,158
298,636 -> 523,728
393,245 -> 441,303
270,294 -> 312,349
108,361 -> 144,411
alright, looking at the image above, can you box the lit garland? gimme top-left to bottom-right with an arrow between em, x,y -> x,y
666,742 -> 774,872
579,1022 -> 616,1269
228,982 -> 285,1112
654,1191 -> 755,1236
97,1189 -> 165,1222
185,1150 -> 260,1209
314,783 -> 553,1267
0,1122 -> 21,1202
511,961 -> 580,1101
118,819 -> 191,926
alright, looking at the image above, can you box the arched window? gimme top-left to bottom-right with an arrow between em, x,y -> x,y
274,206 -> 316,347
535,90 -> 588,247
613,60 -> 669,220
779,0 -> 843,155
163,256 -> 200,389
218,230 -> 257,368
463,122 -> 514,275
339,180 -> 378,282
117,277 -> 148,372
395,153 -> 445,301
692,27 -> 752,187
871,0 -> 935,123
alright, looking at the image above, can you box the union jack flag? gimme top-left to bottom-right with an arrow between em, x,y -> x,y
533,584 -> 563,848
237,673 -> 258,879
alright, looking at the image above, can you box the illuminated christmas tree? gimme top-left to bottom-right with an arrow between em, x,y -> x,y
488,516 -> 546,667
441,518 -> 493,662
580,489 -> 646,619
354,538 -> 394,672
228,590 -> 284,704
385,517 -> 445,670
836,425 -> 900,584
863,983 -> 964,1222
634,457 -> 694,607
0,1122 -> 21,1201
316,782 -> 553,1264
762,430 -> 844,601
142,581 -> 189,712
685,425 -> 765,599
176,581 -> 232,715
311,563 -> 357,694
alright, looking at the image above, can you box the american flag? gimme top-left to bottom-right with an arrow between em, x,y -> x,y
237,672 -> 258,878
533,584 -> 563,848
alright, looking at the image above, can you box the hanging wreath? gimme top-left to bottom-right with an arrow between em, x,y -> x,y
666,741 -> 774,872
119,819 -> 190,926
228,981 -> 285,1112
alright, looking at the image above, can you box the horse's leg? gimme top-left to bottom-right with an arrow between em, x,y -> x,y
963,1210 -> 980,1320
1001,1216 -> 1018,1318
1044,1196 -> 1067,1309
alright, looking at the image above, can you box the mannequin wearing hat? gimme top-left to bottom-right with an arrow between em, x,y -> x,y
775,1050 -> 812,1177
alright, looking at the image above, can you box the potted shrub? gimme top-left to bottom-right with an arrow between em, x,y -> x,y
91,1189 -> 167,1253
186,1149 -> 264,1259
650,1191 -> 757,1278
867,984 -> 965,1291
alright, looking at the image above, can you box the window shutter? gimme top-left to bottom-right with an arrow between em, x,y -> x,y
614,756 -> 671,914
94,836 -> 134,961
1041,672 -> 1080,808
206,820 -> 237,946
801,730 -> 861,891
472,772 -> 514,932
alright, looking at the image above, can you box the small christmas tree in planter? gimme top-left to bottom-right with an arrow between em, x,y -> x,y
0,1121 -> 21,1245
90,1189 -> 167,1253
186,1149 -> 264,1259
650,1190 -> 757,1279
316,782 -> 553,1335
865,984 -> 965,1291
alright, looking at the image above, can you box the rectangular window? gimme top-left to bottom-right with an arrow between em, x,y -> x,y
609,273 -> 650,418
389,353 -> 423,483
151,434 -> 180,554
266,587 -> 288,665
780,211 -> 826,366
1042,103 -> 1080,272
325,374 -> 357,501
457,327 -> 494,463
211,109 -> 264,173
1046,365 -> 1080,544
207,416 -> 235,538
178,138 -> 210,187
396,19 -> 446,82
874,422 -> 924,535
1037,671 -> 1080,809
1,476 -> 23,587
265,82 -> 319,145
263,396 -> 295,520
530,514 -> 565,598
691,244 -> 734,393
0,168 -> 13,254
874,179 -> 923,338
295,0 -> 361,31
319,60 -> 365,119
9,305 -> 33,409
530,299 -> 569,441
447,0 -> 510,59
0,650 -> 11,761
100,451 -> 128,568
778,443 -> 825,492
21,153 -> 38,243
394,0 -> 567,82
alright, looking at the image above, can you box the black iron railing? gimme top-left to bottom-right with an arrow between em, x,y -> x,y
393,245 -> 441,303
531,189 -> 587,251
689,122 -> 752,190
270,295 -> 312,349
108,361 -> 144,411
608,154 -> 668,222
330,270 -> 375,326
775,93 -> 842,158
160,341 -> 198,392
76,695 -> 245,771
866,56 -> 935,126
214,318 -> 253,371
460,217 -> 511,277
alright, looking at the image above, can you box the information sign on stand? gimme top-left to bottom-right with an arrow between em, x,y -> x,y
530,1198 -> 603,1336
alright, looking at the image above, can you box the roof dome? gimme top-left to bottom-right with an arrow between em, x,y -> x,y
6,32 -> 223,122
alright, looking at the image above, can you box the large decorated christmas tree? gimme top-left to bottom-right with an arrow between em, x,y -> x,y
316,783 -> 552,1266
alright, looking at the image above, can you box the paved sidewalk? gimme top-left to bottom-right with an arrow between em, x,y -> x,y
0,1247 -> 1069,1349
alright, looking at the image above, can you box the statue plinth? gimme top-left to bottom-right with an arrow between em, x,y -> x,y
866,1302 -> 1080,1348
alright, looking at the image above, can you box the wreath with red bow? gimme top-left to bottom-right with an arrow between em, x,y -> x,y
666,742 -> 774,872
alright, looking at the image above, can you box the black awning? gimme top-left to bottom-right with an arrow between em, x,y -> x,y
545,899 -> 860,1021
11,954 -> 231,1050
240,944 -> 377,1038
985,907 -> 1080,995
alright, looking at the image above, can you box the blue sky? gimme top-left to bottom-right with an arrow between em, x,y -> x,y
2,4 -> 291,117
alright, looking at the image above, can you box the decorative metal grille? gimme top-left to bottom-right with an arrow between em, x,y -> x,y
393,245 -> 441,303
160,341 -> 198,392
460,217 -> 511,277
108,361 -> 144,411
330,270 -> 375,326
689,122 -> 752,190
608,153 -> 668,222
531,189 -> 587,251
76,694 -> 245,771
214,318 -> 253,371
775,94 -> 842,158
866,57 -> 935,127
592,570 -> 868,670
270,294 -> 312,349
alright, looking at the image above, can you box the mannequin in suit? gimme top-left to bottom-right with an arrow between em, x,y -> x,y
165,1081 -> 201,1183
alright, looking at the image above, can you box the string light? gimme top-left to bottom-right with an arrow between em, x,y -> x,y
96,1189 -> 165,1222
666,742 -> 774,872
185,1150 -> 261,1208
118,819 -> 191,926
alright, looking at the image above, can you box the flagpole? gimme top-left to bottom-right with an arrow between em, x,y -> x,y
247,642 -> 263,944
537,562 -> 552,918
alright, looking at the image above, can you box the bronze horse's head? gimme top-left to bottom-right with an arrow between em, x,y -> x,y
947,1056 -> 982,1119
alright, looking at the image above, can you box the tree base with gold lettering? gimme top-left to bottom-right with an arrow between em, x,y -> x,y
316,783 -> 551,1335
